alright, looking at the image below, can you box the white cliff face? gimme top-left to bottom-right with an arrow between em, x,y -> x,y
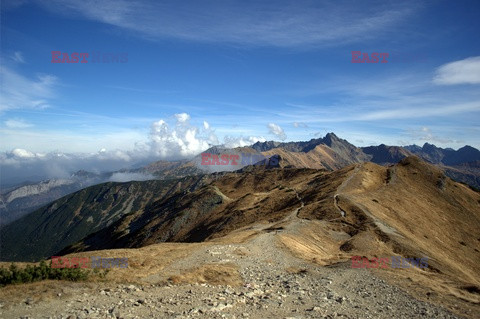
5,179 -> 75,203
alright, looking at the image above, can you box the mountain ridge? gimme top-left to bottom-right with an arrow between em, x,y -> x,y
2,133 -> 479,226
1,155 -> 479,318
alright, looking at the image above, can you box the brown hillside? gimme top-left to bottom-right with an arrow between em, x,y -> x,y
20,156 -> 480,318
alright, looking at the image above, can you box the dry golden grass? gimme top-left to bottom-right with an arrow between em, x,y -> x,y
261,147 -> 328,169
74,243 -> 208,283
343,160 -> 480,285
2,157 -> 478,317
278,222 -> 349,266
168,263 -> 242,286
317,159 -> 480,314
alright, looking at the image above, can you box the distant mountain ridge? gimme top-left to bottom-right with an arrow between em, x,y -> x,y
3,155 -> 478,270
252,133 -> 480,167
1,138 -> 479,317
405,143 -> 480,166
362,144 -> 412,164
0,175 -> 213,261
2,133 -> 479,226
249,133 -> 480,189
0,172 -> 110,226
249,133 -> 480,188
0,160 -> 204,226
252,132 -> 352,153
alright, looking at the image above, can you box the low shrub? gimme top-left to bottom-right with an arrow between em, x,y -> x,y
0,261 -> 90,286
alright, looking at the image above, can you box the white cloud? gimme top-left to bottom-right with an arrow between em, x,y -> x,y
12,51 -> 25,63
0,113 -> 263,185
284,70 -> 480,124
36,0 -> 416,48
4,118 -> 33,128
11,148 -> 36,158
281,101 -> 480,123
0,148 -> 139,185
223,136 -> 266,148
149,113 -> 217,158
175,112 -> 190,123
433,56 -> 480,85
0,127 -> 147,154
358,102 -> 480,121
0,66 -> 58,112
267,123 -> 287,141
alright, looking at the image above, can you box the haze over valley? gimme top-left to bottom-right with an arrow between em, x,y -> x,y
1,1 -> 480,318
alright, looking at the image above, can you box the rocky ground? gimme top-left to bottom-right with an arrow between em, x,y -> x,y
0,189 -> 476,319
0,238 -> 467,319
0,230 -> 471,318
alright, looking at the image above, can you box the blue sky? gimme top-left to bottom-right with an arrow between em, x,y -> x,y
1,0 -> 480,181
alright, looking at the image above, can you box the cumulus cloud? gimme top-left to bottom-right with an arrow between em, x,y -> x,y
175,112 -> 190,123
223,136 -> 266,148
433,56 -> 480,85
149,113 -> 218,158
0,113 -> 225,185
267,123 -> 287,141
0,113 -> 279,185
10,148 -> 37,158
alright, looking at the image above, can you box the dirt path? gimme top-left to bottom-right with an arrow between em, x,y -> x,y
332,164 -> 361,220
0,184 -> 471,318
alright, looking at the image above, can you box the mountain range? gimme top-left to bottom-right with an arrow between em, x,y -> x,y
1,134 -> 480,318
2,148 -> 480,263
2,133 -> 479,227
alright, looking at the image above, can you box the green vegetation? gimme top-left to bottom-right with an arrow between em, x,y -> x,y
93,267 -> 110,279
0,179 -> 181,262
0,261 -> 90,286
